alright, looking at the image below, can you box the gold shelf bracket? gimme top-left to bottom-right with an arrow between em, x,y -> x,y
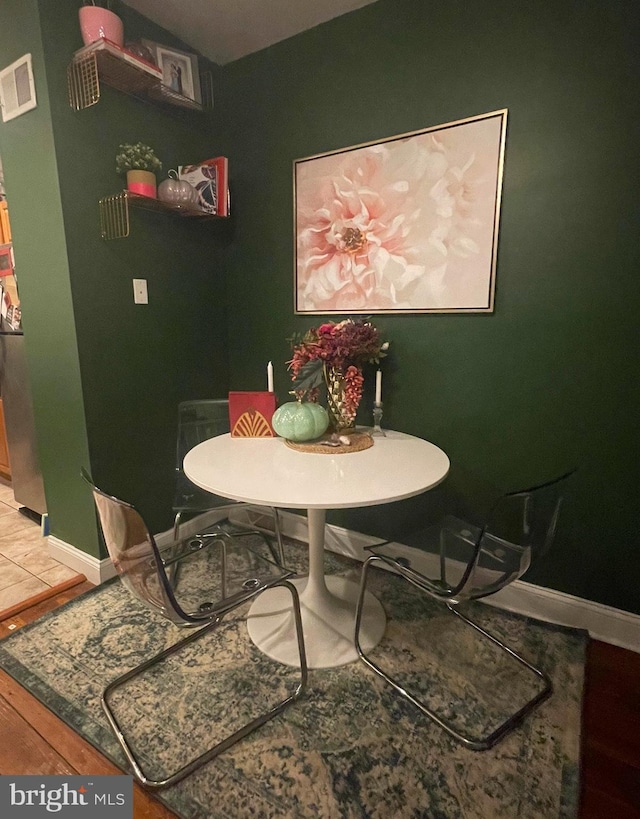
99,193 -> 130,240
98,191 -> 220,239
68,48 -> 207,112
68,53 -> 101,110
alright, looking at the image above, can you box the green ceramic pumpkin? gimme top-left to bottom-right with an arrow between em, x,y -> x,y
272,401 -> 329,442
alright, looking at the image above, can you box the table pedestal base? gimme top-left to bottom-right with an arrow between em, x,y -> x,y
247,575 -> 386,669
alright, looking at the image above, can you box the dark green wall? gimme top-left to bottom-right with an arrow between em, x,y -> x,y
217,0 -> 640,613
40,0 -> 231,531
1,0 -> 637,613
0,0 -> 99,554
0,0 -> 231,551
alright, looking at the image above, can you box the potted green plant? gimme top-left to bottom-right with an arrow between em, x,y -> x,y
79,2 -> 124,48
116,143 -> 163,198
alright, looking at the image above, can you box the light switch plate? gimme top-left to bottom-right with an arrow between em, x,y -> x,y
133,278 -> 148,304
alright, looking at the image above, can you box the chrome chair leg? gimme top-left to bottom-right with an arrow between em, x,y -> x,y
172,510 -> 183,542
271,508 -> 286,567
443,604 -> 553,747
102,579 -> 307,790
165,511 -> 185,589
354,555 -> 552,751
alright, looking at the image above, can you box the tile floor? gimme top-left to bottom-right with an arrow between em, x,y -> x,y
0,477 -> 80,613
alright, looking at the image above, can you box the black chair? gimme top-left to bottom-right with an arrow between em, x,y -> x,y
354,469 -> 575,751
82,469 -> 307,789
173,399 -> 285,566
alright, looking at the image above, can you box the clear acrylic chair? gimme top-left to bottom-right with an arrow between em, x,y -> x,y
173,399 -> 285,566
355,469 -> 575,751
82,469 -> 307,790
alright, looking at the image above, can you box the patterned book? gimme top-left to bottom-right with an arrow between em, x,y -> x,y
178,159 -> 217,214
228,392 -> 276,437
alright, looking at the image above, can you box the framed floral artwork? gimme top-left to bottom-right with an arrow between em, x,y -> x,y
294,109 -> 508,314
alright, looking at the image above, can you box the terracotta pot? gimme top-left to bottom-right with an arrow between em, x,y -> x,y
78,6 -> 124,47
126,170 -> 156,198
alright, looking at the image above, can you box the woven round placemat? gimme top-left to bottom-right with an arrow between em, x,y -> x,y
284,431 -> 374,454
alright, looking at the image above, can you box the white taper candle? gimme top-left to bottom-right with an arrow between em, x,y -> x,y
267,361 -> 274,393
375,369 -> 382,405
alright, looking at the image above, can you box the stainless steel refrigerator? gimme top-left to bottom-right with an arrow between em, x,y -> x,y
0,243 -> 47,520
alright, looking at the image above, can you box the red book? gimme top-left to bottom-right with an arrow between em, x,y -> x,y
211,156 -> 229,217
177,156 -> 228,216
228,392 -> 276,437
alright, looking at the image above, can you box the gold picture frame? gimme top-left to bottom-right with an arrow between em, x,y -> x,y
294,109 -> 508,314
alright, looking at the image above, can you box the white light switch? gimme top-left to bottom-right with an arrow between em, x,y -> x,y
133,278 -> 148,304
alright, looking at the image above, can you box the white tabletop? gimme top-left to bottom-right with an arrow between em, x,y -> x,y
183,429 -> 450,510
184,429 -> 450,668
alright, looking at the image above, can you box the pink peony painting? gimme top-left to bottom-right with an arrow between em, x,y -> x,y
294,109 -> 507,314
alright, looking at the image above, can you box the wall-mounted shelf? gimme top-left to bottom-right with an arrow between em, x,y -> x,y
99,191 -> 221,240
67,44 -> 213,112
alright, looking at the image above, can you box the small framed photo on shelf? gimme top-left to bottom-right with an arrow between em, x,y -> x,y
142,40 -> 201,103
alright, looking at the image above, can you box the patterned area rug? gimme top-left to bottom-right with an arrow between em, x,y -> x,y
0,536 -> 585,818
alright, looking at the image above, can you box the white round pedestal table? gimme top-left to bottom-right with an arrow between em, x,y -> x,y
183,430 -> 450,669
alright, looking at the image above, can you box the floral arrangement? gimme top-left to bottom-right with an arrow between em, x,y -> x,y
115,143 -> 162,176
288,319 -> 388,426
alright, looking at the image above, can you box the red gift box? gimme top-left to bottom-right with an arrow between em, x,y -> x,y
228,392 -> 276,437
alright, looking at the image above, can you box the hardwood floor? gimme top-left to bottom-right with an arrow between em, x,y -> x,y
0,584 -> 638,818
0,582 -> 177,819
581,640 -> 640,818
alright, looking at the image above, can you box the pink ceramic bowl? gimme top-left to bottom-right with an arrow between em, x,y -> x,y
78,7 -> 124,47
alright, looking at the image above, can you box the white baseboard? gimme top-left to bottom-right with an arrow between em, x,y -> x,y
49,510 -> 640,654
47,510 -> 243,587
48,536 -> 116,586
274,510 -> 640,654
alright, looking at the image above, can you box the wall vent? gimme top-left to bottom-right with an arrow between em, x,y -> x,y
0,54 -> 37,123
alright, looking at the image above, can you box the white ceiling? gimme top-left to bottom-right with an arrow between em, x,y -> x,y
121,0 -> 379,65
